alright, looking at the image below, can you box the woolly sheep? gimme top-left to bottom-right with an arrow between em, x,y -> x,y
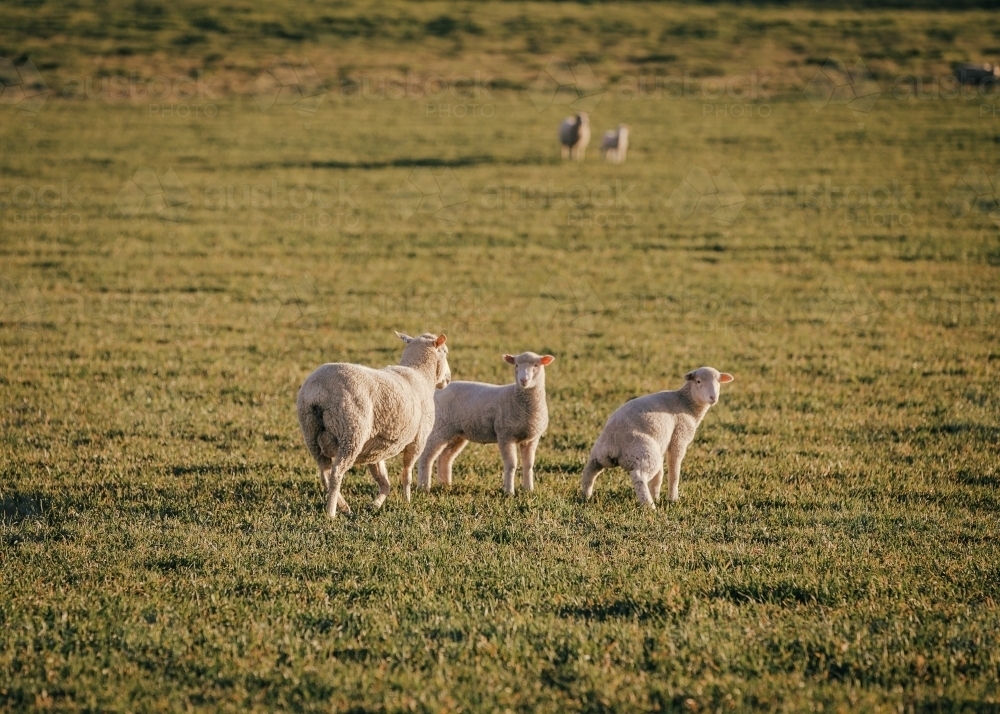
417,352 -> 555,496
581,366 -> 734,508
601,125 -> 629,164
559,113 -> 591,161
297,331 -> 451,518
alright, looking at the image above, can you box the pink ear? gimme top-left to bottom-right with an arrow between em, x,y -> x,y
719,373 -> 734,384
503,354 -> 516,364
434,334 -> 447,348
539,355 -> 555,366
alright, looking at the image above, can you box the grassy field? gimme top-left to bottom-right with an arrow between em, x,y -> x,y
3,2 -> 1000,712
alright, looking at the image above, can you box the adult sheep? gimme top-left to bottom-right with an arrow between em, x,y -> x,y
559,113 -> 591,160
297,331 -> 451,518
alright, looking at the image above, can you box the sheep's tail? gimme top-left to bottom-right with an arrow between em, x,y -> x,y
299,401 -> 328,462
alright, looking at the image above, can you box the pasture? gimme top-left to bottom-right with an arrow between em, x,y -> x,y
2,2 -> 1000,711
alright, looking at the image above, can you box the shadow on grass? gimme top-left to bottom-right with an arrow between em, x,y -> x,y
709,580 -> 838,607
557,596 -> 677,623
0,491 -> 46,524
251,154 -> 555,170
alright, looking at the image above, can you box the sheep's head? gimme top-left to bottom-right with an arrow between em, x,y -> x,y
396,331 -> 451,388
503,352 -> 555,389
684,366 -> 734,406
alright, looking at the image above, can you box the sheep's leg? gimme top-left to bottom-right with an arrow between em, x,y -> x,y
326,451 -> 358,519
650,468 -> 664,503
317,458 -> 350,512
400,441 -> 420,504
498,440 -> 519,496
438,437 -> 469,486
316,455 -> 332,491
630,469 -> 656,510
417,435 -> 449,492
666,445 -> 687,502
580,458 -> 604,500
561,145 -> 570,160
368,461 -> 391,509
519,439 -> 539,492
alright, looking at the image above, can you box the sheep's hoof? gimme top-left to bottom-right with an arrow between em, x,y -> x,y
372,494 -> 387,509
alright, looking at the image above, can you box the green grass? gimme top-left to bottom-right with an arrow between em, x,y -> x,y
3,3 -> 1000,712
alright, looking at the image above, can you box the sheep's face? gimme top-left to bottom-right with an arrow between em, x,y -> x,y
504,352 -> 555,389
396,331 -> 450,388
434,342 -> 451,388
684,367 -> 734,406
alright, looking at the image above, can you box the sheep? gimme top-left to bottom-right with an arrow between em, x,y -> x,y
417,352 -> 555,496
601,125 -> 629,164
955,63 -> 1000,85
581,367 -> 734,509
559,113 -> 590,161
296,331 -> 451,518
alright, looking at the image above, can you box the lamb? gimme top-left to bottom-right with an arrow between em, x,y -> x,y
601,124 -> 629,164
581,367 -> 734,509
296,331 -> 451,518
417,352 -> 555,496
559,113 -> 590,161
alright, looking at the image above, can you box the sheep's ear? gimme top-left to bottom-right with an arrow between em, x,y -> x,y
503,354 -> 516,364
434,334 -> 447,348
395,331 -> 413,343
685,371 -> 697,381
539,355 -> 555,366
719,373 -> 734,384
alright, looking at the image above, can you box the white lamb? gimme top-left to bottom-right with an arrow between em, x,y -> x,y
601,124 -> 629,164
559,113 -> 590,160
417,352 -> 555,496
296,331 -> 451,518
581,367 -> 734,508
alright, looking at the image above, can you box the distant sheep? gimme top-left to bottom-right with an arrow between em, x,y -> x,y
417,352 -> 555,496
581,367 -> 734,508
955,63 -> 1000,85
297,332 -> 451,518
601,125 -> 629,164
559,113 -> 591,160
